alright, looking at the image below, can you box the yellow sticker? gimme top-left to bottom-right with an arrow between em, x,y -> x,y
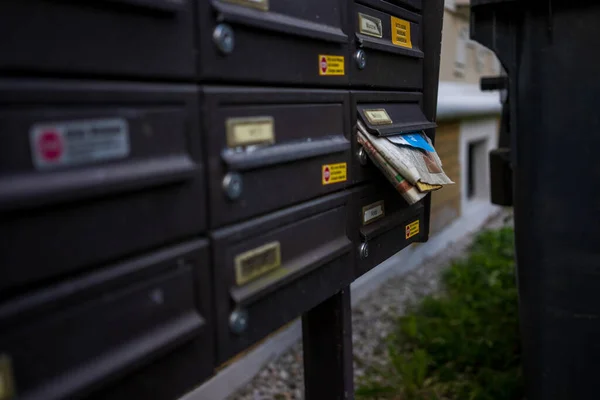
363,109 -> 393,125
226,116 -> 275,148
322,163 -> 347,185
221,0 -> 269,11
391,16 -> 413,49
234,242 -> 281,286
405,220 -> 420,239
358,13 -> 383,38
318,55 -> 345,76
362,200 -> 385,225
0,355 -> 15,400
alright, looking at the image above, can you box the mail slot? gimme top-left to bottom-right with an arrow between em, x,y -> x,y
0,240 -> 213,400
349,181 -> 425,277
350,0 -> 423,89
197,0 -> 349,85
350,90 -> 435,184
204,87 -> 351,228
0,1 -> 195,79
212,191 -> 353,362
0,79 -> 206,294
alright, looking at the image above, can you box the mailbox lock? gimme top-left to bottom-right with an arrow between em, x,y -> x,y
213,23 -> 235,54
229,308 -> 249,335
354,49 -> 367,70
223,172 -> 243,200
357,146 -> 369,166
359,242 -> 369,259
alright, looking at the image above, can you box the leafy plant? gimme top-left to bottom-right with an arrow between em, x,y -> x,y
356,227 -> 523,400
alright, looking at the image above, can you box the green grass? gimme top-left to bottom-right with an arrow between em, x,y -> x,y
356,227 -> 522,400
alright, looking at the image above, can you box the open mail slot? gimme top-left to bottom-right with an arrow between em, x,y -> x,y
350,0 -> 424,88
350,181 -> 426,277
350,91 -> 435,184
198,0 -> 349,85
0,240 -> 213,400
212,191 -> 353,363
0,80 -> 206,294
0,0 -> 195,79
204,87 -> 351,228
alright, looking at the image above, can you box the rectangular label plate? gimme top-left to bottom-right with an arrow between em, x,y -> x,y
235,242 -> 282,286
29,118 -> 130,170
363,109 -> 393,125
322,163 -> 347,185
318,55 -> 345,76
391,16 -> 413,49
362,200 -> 385,225
221,0 -> 269,11
405,220 -> 420,239
358,13 -> 383,38
226,116 -> 275,148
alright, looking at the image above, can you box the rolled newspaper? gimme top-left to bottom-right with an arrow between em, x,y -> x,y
357,130 -> 427,205
357,121 -> 454,189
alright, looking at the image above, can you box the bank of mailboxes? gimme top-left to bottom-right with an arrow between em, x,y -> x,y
0,0 -> 442,398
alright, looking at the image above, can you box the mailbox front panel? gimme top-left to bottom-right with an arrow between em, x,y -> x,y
350,91 -> 432,184
197,0 -> 349,85
0,240 -> 213,400
0,1 -> 195,79
204,87 -> 351,228
350,0 -> 424,89
350,180 -> 425,277
212,191 -> 353,362
0,80 -> 206,293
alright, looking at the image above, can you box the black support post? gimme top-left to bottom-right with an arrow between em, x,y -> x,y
302,288 -> 354,400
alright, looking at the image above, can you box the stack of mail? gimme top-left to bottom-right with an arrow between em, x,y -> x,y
357,121 -> 454,204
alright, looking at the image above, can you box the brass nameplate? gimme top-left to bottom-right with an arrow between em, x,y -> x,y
221,0 -> 269,11
226,116 -> 275,148
362,200 -> 385,225
358,13 -> 383,38
235,242 -> 282,286
391,16 -> 413,49
363,109 -> 393,125
0,355 -> 15,400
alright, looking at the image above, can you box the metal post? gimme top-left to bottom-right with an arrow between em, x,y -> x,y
302,287 -> 354,400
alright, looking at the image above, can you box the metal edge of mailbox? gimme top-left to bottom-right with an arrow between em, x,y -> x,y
0,78 -> 207,295
0,0 -> 196,80
0,239 -> 213,400
200,86 -> 352,229
210,190 -> 353,363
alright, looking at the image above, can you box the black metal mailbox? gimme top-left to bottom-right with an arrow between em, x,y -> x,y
203,87 -> 351,228
0,0 -> 195,79
349,0 -> 424,89
0,79 -> 206,294
350,90 -> 435,184
211,191 -> 353,363
349,179 -> 426,277
197,0 -> 349,86
0,240 -> 213,400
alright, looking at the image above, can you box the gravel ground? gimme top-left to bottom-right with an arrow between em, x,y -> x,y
230,211 -> 512,400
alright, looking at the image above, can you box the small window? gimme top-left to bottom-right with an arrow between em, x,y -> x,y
467,139 -> 487,199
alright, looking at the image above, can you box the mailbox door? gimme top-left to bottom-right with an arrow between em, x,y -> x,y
203,87 -> 351,228
0,240 -> 213,400
349,0 -> 424,89
212,191 -> 353,363
350,90 -> 435,184
197,0 -> 349,86
349,180 -> 426,277
0,1 -> 195,79
0,79 -> 206,294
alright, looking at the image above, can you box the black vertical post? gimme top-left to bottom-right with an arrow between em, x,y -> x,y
302,288 -> 354,400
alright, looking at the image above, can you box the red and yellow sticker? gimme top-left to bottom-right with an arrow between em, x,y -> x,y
318,55 -> 345,76
322,163 -> 347,185
405,220 -> 420,239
